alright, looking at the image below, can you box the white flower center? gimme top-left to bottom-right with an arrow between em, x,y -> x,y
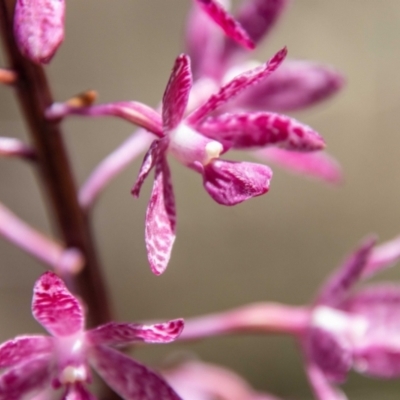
60,365 -> 87,384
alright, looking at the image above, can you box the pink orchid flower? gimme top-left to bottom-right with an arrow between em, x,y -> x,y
0,271 -> 184,400
179,235 -> 400,400
47,49 -> 325,275
187,0 -> 344,184
163,359 -> 282,400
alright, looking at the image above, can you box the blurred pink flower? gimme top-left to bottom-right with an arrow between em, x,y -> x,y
0,272 -> 184,400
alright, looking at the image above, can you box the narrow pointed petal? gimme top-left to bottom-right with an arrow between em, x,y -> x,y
362,235 -> 400,279
163,55 -> 193,131
199,112 -> 325,151
306,327 -> 352,382
0,335 -> 53,368
202,159 -> 272,205
0,137 -> 36,159
253,148 -> 343,185
14,0 -> 65,64
316,237 -> 376,307
305,361 -> 348,400
62,384 -> 97,400
145,157 -> 176,275
87,319 -> 184,347
194,0 -> 255,50
32,271 -> 84,337
186,47 -> 287,125
46,101 -> 163,138
232,60 -> 345,112
90,345 -> 182,400
131,139 -> 166,198
0,355 -> 52,400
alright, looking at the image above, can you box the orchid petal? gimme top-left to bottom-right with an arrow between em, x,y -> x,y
145,157 -> 176,275
232,60 -> 345,112
0,137 -> 36,159
194,0 -> 254,50
186,47 -> 287,125
14,0 -> 65,64
199,112 -> 325,151
62,383 -> 97,400
90,345 -> 182,400
362,235 -> 400,279
202,159 -> 272,205
163,55 -> 193,131
46,102 -> 163,138
0,335 -> 53,368
32,271 -> 84,337
253,148 -> 343,185
0,355 -> 52,400
316,236 -> 376,307
87,318 -> 184,347
305,361 -> 348,400
306,327 -> 352,383
131,139 -> 166,198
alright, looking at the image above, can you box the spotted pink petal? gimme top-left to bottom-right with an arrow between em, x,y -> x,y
316,236 -> 376,307
194,0 -> 254,50
89,345 -> 182,400
163,55 -> 193,131
253,148 -> 343,185
186,47 -> 287,125
61,383 -> 97,400
145,157 -> 176,275
131,139 -> 166,198
232,60 -> 345,112
202,159 -> 272,205
362,235 -> 400,279
0,355 -> 52,400
306,327 -> 352,383
87,319 -> 184,347
14,0 -> 65,64
305,361 -> 348,400
32,271 -> 84,337
199,112 -> 325,151
0,336 -> 53,368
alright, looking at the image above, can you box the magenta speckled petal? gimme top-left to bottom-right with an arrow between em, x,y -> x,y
232,60 -> 345,112
32,271 -> 84,337
0,355 -> 51,400
305,361 -> 348,400
194,0 -> 254,50
145,157 -> 176,275
14,0 -> 65,64
61,383 -> 97,400
87,319 -> 184,346
362,235 -> 400,279
254,148 -> 343,185
131,139 -> 166,198
203,159 -> 272,205
316,237 -> 376,307
0,335 -> 53,368
163,55 -> 192,131
307,327 -> 352,383
90,345 -> 182,400
199,112 -> 325,151
186,47 -> 287,125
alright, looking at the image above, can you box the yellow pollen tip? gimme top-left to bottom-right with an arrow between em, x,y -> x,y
205,141 -> 223,164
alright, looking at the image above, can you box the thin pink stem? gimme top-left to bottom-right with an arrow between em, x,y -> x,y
180,302 -> 311,341
0,202 -> 84,274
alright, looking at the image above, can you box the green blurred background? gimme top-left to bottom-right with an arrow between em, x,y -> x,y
1,1 -> 400,398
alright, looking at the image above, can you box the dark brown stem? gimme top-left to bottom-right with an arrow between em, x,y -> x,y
0,2 -> 121,398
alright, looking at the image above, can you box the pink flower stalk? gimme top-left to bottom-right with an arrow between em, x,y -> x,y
187,0 -> 345,184
47,49 -> 326,275
0,202 -> 83,274
163,359 -> 282,400
13,0 -> 66,64
179,235 -> 400,400
0,272 -> 184,399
